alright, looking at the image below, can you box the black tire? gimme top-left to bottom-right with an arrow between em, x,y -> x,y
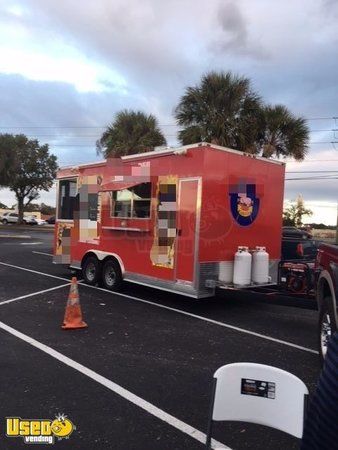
2,219 -> 8,224
101,259 -> 122,291
82,256 -> 100,285
318,296 -> 337,364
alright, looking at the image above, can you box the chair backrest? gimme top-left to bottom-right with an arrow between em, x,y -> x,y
211,363 -> 308,439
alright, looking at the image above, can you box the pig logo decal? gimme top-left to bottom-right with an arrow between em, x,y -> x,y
229,184 -> 260,226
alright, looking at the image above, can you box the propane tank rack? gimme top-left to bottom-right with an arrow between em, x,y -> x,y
216,281 -> 276,290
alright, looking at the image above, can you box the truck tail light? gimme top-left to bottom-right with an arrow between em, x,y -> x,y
296,243 -> 304,257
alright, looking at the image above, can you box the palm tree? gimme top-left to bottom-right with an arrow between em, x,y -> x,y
175,71 -> 309,161
259,105 -> 309,161
97,110 -> 167,158
175,71 -> 263,153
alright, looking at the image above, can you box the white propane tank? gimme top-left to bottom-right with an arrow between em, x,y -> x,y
233,246 -> 252,286
252,246 -> 269,284
218,262 -> 234,285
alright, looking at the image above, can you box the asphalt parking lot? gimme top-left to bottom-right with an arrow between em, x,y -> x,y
0,227 -> 321,449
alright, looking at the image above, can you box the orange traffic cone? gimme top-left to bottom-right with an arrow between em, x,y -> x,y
62,277 -> 88,330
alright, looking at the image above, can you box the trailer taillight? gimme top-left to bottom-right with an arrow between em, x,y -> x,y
296,243 -> 304,257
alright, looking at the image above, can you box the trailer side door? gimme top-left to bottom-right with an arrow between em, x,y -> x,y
175,178 -> 200,283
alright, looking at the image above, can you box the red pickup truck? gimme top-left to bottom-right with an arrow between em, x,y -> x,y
316,242 -> 338,361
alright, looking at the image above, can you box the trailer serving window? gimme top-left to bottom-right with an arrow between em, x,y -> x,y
111,182 -> 151,218
58,179 -> 79,220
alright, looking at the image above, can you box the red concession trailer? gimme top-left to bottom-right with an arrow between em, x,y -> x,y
53,143 -> 285,298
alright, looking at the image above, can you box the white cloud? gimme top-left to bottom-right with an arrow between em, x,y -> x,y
6,3 -> 26,17
304,201 -> 337,225
0,186 -> 57,209
0,1 -> 127,93
0,46 -> 127,93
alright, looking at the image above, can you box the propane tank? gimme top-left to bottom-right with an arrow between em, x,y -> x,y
218,261 -> 234,285
233,246 -> 252,286
252,246 -> 269,284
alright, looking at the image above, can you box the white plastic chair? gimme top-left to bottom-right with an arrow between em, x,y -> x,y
206,363 -> 309,449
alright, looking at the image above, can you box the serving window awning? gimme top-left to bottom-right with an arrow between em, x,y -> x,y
99,181 -> 140,192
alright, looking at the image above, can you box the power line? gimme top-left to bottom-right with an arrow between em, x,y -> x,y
305,141 -> 338,145
286,170 -> 338,173
285,176 -> 338,181
1,138 -> 335,143
14,128 -> 338,138
0,125 -> 179,129
306,117 -> 338,120
32,140 -> 338,146
309,129 -> 338,132
0,126 -> 107,129
285,159 -> 338,163
16,135 -> 102,138
0,116 -> 337,129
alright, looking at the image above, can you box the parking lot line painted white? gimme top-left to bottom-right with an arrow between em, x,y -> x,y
32,251 -> 53,256
20,242 -> 43,245
0,283 -> 70,306
0,260 -> 319,355
0,261 -> 71,283
80,283 -> 320,355
0,234 -> 31,239
0,320 -> 229,450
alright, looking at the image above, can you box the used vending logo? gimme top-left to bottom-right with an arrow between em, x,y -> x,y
229,183 -> 260,226
6,414 -> 75,445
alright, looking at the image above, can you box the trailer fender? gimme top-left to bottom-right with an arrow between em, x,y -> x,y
82,250 -> 125,276
317,270 -> 337,323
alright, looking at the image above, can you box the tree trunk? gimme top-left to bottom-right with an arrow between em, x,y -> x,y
17,195 -> 24,224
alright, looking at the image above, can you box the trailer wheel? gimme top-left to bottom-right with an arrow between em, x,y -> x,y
318,297 -> 336,364
101,259 -> 122,291
82,256 -> 100,286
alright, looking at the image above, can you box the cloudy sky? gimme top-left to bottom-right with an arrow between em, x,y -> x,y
0,0 -> 337,224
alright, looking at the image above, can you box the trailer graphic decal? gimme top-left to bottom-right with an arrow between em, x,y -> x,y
78,175 -> 100,241
55,222 -> 74,263
150,176 -> 177,268
229,183 -> 260,226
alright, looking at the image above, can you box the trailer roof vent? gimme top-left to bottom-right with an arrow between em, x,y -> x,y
173,148 -> 188,156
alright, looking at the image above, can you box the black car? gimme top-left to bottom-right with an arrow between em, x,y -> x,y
282,226 -> 312,239
281,237 -> 320,260
46,216 -> 55,224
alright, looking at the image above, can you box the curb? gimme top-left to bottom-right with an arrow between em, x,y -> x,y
0,225 -> 54,232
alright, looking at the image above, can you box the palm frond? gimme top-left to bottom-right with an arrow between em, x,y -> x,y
99,110 -> 166,158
